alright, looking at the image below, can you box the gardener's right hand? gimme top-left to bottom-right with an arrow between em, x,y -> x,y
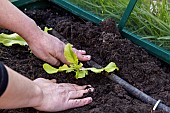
28,30 -> 91,66
0,0 -> 91,66
33,78 -> 94,112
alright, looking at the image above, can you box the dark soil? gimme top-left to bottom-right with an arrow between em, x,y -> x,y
0,4 -> 170,113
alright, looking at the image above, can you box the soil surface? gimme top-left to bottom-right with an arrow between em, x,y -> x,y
0,4 -> 170,113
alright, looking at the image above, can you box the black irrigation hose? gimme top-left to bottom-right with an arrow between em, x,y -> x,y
87,60 -> 170,113
52,30 -> 170,113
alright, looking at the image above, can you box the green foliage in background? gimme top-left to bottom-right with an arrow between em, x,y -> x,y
68,0 -> 170,50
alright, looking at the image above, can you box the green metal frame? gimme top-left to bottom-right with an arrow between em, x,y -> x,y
50,0 -> 103,24
119,0 -> 170,64
121,29 -> 170,63
12,0 -> 170,64
12,0 -> 50,9
118,0 -> 137,31
12,0 -> 36,7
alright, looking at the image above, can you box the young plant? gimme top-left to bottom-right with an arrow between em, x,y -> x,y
0,33 -> 28,46
43,43 -> 119,79
0,27 -> 52,46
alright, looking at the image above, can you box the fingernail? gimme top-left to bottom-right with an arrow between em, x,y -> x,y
88,88 -> 94,92
87,85 -> 92,88
79,50 -> 86,53
85,55 -> 91,59
88,97 -> 93,103
85,85 -> 92,89
85,85 -> 94,93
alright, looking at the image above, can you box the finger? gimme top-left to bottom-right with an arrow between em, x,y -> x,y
72,48 -> 86,55
68,97 -> 92,109
70,84 -> 93,91
34,78 -> 54,85
50,79 -> 57,83
72,48 -> 91,61
46,55 -> 61,66
87,87 -> 94,93
59,83 -> 94,92
40,78 -> 55,83
80,55 -> 91,61
57,52 -> 70,65
58,83 -> 85,91
69,90 -> 89,99
78,50 -> 86,54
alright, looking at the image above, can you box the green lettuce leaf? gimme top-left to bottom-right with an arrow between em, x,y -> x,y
75,70 -> 88,79
64,43 -> 78,64
104,62 -> 119,72
0,27 -> 52,47
83,62 -> 119,73
58,64 -> 74,73
44,27 -> 52,33
0,33 -> 27,46
43,63 -> 58,74
86,68 -> 104,73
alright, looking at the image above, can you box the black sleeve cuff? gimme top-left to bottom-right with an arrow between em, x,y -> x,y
0,62 -> 8,96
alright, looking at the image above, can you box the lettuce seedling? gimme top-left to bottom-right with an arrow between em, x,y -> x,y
44,27 -> 53,33
0,33 -> 27,46
43,43 -> 119,79
0,27 -> 52,46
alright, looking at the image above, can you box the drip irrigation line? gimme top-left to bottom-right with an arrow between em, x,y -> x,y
87,60 -> 170,113
51,30 -> 170,113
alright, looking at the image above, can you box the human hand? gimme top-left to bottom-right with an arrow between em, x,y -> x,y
33,78 -> 94,112
28,30 -> 91,66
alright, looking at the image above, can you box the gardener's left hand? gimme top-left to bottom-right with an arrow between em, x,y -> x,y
28,31 -> 91,66
33,78 -> 94,112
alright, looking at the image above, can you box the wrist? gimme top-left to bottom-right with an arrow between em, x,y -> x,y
18,19 -> 43,44
28,83 -> 44,108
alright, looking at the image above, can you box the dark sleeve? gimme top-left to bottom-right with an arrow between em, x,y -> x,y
0,62 -> 8,96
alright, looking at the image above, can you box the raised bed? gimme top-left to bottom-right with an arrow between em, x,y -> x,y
0,1 -> 170,113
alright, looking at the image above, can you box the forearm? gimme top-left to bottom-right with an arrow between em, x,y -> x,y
0,0 -> 42,44
0,64 -> 43,109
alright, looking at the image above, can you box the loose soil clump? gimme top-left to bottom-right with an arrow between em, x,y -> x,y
0,5 -> 170,113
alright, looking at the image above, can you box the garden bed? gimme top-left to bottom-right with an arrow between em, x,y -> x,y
0,4 -> 170,113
